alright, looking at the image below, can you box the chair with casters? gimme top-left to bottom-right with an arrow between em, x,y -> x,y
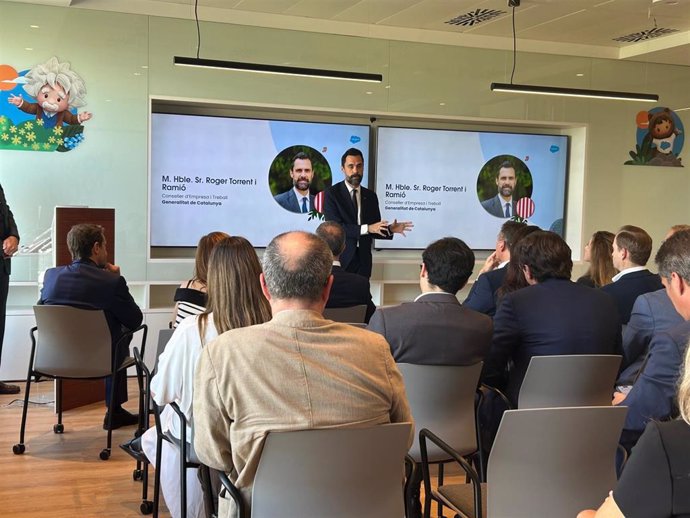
12,305 -> 147,460
420,405 -> 628,518
517,354 -> 622,409
218,423 -> 412,518
323,304 -> 367,323
397,362 -> 483,518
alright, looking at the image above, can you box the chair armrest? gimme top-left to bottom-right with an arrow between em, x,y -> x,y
113,324 -> 149,370
480,383 -> 513,410
218,471 -> 246,518
420,428 -> 483,518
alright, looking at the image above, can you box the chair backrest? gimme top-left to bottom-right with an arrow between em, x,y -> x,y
155,328 -> 175,373
398,362 -> 482,462
33,305 -> 112,378
487,406 -> 627,518
518,355 -> 622,409
251,423 -> 412,518
323,305 -> 367,323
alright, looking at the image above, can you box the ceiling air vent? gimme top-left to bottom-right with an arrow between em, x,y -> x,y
446,9 -> 506,27
613,27 -> 678,43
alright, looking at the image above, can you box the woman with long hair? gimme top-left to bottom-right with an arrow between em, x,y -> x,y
577,231 -> 616,288
142,236 -> 271,518
171,231 -> 229,327
495,225 -> 541,301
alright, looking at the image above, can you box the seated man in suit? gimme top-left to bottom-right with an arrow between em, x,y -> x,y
368,236 -> 492,518
614,229 -> 690,452
368,236 -> 492,365
482,231 -> 621,406
193,231 -> 413,518
601,225 -> 663,324
480,161 -> 518,218
464,220 -> 525,316
315,221 -> 376,323
39,224 -> 143,429
273,151 -> 315,214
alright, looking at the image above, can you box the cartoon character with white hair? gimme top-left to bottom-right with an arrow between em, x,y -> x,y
7,56 -> 92,128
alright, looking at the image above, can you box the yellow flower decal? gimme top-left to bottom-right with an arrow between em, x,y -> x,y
25,121 -> 33,130
53,126 -> 63,135
18,128 -> 25,136
43,143 -> 51,150
9,126 -> 17,134
31,143 -> 40,151
48,136 -> 55,144
36,119 -> 44,126
26,132 -> 36,142
0,133 -> 8,141
11,136 -> 21,145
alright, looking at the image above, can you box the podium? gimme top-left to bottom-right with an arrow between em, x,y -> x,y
54,207 -> 115,411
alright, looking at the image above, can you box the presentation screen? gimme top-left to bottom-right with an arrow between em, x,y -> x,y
375,127 -> 568,250
150,113 -> 370,247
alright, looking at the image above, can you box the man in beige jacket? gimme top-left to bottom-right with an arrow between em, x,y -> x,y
193,230 -> 413,517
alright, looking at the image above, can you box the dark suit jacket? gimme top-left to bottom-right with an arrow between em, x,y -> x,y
617,289 -> 683,385
273,189 -> 315,214
40,259 -> 143,347
326,265 -> 376,323
483,278 -> 621,405
480,195 -> 516,219
619,319 -> 690,446
0,184 -> 19,276
463,266 -> 507,317
324,181 -> 392,277
601,269 -> 663,324
367,292 -> 492,366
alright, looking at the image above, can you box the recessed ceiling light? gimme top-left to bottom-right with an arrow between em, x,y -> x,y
105,99 -> 112,102
141,65 -> 149,69
366,91 -> 373,95
25,47 -> 33,51
134,72 -> 141,76
385,85 -> 391,89
576,73 -> 584,77
439,102 -> 446,106
30,25 -> 39,29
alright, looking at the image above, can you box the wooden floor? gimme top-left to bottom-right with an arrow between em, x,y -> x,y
0,379 -> 171,518
0,378 -> 467,518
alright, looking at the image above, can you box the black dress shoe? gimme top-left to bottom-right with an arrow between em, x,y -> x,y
0,381 -> 20,394
103,408 -> 139,430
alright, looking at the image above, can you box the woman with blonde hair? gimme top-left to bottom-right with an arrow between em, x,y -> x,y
577,231 -> 616,288
172,231 -> 229,327
142,236 -> 271,518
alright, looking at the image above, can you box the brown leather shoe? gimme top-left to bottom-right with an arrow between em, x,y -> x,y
0,381 -> 20,394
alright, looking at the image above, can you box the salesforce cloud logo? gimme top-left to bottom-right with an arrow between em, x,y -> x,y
550,145 -> 560,153
350,135 -> 361,144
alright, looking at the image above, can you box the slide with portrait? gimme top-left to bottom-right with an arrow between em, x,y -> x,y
149,113 -> 369,247
375,127 -> 568,250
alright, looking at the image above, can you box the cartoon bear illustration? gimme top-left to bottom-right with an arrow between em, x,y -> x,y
647,108 -> 682,166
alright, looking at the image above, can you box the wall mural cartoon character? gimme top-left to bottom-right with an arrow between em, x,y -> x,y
625,107 -> 684,167
0,57 -> 91,152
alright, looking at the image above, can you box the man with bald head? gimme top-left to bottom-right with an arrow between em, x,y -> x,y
193,231 -> 413,518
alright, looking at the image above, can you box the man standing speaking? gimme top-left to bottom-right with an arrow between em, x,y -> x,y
324,148 -> 412,278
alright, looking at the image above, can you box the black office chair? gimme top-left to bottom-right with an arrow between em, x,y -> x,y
13,305 -> 147,460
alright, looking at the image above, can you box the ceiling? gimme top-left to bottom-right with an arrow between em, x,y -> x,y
9,0 -> 690,66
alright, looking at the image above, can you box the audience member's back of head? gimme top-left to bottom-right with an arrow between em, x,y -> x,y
263,231 -> 333,302
587,230 -> 616,287
67,223 -> 104,261
616,225 -> 653,266
315,221 -> 345,258
518,231 -> 573,282
194,231 -> 231,285
500,220 -> 527,253
422,237 -> 474,294
497,225 -> 541,298
656,229 -> 690,285
199,236 -> 271,339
